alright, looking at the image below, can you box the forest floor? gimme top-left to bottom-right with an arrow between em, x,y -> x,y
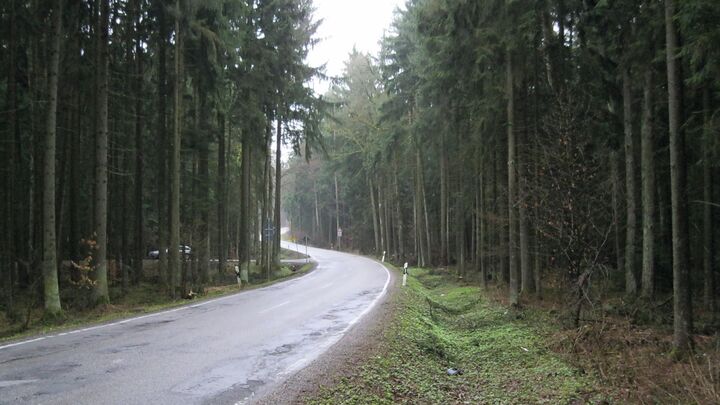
302,266 -> 719,404
0,252 -> 315,344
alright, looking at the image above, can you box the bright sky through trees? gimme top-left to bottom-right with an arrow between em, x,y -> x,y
307,0 -> 405,92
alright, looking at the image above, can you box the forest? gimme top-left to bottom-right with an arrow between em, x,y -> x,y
0,0 -> 323,325
283,0 -> 718,359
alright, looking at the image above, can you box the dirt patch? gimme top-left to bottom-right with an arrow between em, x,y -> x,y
252,263 -> 399,405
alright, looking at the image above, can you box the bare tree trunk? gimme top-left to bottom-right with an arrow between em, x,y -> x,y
313,180 -> 321,243
93,0 -> 110,305
665,0 -> 692,353
156,0 -> 169,289
3,0 -> 19,313
133,0 -> 144,285
217,114 -> 227,276
169,0 -> 184,298
507,48 -> 519,307
369,177 -> 380,254
519,89 -> 531,294
623,66 -> 638,296
240,130 -> 251,267
334,173 -> 341,250
394,163 -> 404,261
419,150 -> 432,266
42,0 -> 63,316
274,118 -> 282,262
440,131 -> 448,265
610,151 -> 623,275
640,69 -> 655,299
702,87 -> 715,317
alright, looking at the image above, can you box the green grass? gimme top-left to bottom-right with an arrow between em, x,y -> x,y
307,268 -> 601,404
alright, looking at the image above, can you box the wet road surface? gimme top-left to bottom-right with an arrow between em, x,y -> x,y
0,243 -> 390,404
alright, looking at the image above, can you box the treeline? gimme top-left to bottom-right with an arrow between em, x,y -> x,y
0,0 -> 321,319
284,0 -> 718,354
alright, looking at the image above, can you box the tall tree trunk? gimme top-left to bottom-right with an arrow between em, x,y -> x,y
156,0 -> 169,289
133,0 -> 144,285
274,118 -> 282,262
217,114 -> 227,276
440,130 -> 448,265
478,145 -> 487,289
334,173 -> 341,250
313,180 -> 321,243
240,131 -> 251,267
42,0 -> 63,316
419,149 -> 432,266
640,69 -> 655,299
702,87 -> 715,317
369,176 -> 380,254
4,0 -> 20,313
507,48 -> 519,307
393,163 -> 404,261
519,85 -> 531,294
198,139 -> 209,292
169,0 -> 184,298
623,66 -> 638,296
610,150 -> 623,275
93,0 -> 110,305
665,0 -> 692,353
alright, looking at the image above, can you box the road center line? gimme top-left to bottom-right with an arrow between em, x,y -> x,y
259,300 -> 291,314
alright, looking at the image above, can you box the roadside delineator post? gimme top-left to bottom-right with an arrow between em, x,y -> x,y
381,250 -> 386,262
234,265 -> 242,289
403,262 -> 409,287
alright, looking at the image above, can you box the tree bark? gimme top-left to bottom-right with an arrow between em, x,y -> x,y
393,163 -> 404,261
623,66 -> 638,296
665,0 -> 692,353
169,0 -> 184,298
640,69 -> 655,299
440,130 -> 448,265
702,87 -> 715,316
217,113 -> 227,276
610,151 -> 623,275
133,0 -> 144,285
156,0 -> 169,290
42,0 -> 63,316
369,176 -> 380,254
93,0 -> 110,305
274,117 -> 282,262
507,48 -> 519,306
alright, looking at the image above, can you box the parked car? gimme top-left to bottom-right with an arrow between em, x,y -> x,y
148,245 -> 192,259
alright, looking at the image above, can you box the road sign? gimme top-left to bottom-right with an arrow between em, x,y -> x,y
263,218 -> 275,239
337,228 -> 342,238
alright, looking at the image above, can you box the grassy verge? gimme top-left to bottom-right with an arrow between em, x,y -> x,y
307,267 -> 603,404
0,261 -> 315,344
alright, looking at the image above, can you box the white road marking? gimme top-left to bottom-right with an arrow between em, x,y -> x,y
0,379 -> 39,388
318,283 -> 334,289
0,292 -> 244,351
259,301 -> 291,314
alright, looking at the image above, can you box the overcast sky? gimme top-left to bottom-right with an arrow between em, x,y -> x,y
306,0 -> 406,94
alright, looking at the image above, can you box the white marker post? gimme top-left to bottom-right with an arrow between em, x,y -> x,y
402,262 -> 409,287
381,250 -> 386,263
234,265 -> 242,289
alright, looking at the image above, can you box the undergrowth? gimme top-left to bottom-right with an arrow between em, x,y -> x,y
307,268 -> 602,404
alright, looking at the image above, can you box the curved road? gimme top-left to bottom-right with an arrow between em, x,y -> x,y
0,243 -> 390,404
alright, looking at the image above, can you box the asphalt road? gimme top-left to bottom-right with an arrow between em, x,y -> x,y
0,242 -> 390,404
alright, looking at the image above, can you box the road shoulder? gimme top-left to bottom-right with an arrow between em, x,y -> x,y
253,261 -> 399,405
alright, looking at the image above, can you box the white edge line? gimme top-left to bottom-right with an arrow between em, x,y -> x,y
344,260 -> 391,330
0,290 -> 244,352
279,258 -> 392,376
